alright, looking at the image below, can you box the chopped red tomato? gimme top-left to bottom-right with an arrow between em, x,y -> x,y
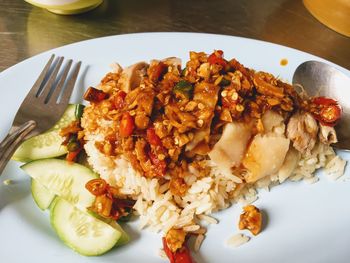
311,96 -> 341,126
208,50 -> 227,67
66,148 -> 81,162
119,112 -> 135,137
83,87 -> 109,102
146,127 -> 162,146
113,90 -> 127,109
149,151 -> 167,176
85,179 -> 108,196
162,237 -> 194,263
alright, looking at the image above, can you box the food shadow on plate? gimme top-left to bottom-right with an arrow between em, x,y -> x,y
119,217 -> 141,243
261,208 -> 269,233
0,164 -> 31,211
187,236 -> 210,263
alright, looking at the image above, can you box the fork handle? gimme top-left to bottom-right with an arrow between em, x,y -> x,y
0,121 -> 36,175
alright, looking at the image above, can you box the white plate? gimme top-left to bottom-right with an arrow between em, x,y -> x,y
0,33 -> 349,263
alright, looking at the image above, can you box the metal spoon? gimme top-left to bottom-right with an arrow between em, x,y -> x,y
292,61 -> 350,150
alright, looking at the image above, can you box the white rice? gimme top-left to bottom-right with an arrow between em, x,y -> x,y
194,234 -> 205,252
84,133 -> 346,239
226,233 -> 250,247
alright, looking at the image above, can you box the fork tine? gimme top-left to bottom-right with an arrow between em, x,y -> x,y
38,56 -> 64,102
26,54 -> 55,98
49,59 -> 73,103
57,61 -> 81,105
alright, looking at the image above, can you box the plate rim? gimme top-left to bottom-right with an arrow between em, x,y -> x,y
1,32 -> 349,77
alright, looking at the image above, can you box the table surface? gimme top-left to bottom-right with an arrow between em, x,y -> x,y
1,0 -> 349,72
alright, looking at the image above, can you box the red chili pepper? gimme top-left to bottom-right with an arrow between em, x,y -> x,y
146,127 -> 162,146
162,237 -> 194,263
119,112 -> 134,137
113,90 -> 127,109
312,96 -> 337,106
320,104 -> 341,125
66,148 -> 81,162
85,179 -> 108,196
163,237 -> 175,263
174,246 -> 194,263
83,87 -> 109,102
311,96 -> 341,126
149,151 -> 167,176
208,50 -> 227,67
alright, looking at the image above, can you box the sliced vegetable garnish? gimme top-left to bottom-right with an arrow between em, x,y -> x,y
85,178 -> 108,196
85,178 -> 135,221
311,96 -> 341,126
173,80 -> 193,99
74,104 -> 85,119
320,105 -> 341,124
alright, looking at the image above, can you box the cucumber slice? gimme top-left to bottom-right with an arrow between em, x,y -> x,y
21,159 -> 97,210
12,104 -> 79,162
51,198 -> 121,256
31,179 -> 56,210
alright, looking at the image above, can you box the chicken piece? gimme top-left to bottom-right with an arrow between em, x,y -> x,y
118,62 -> 148,92
287,112 -> 318,154
243,134 -> 290,183
136,87 -> 155,116
253,72 -> 284,98
319,124 -> 337,145
261,110 -> 284,134
162,57 -> 182,70
165,105 -> 197,133
169,177 -> 188,197
165,228 -> 187,253
186,82 -> 219,151
278,147 -> 300,183
209,122 -> 252,173
239,205 -> 262,236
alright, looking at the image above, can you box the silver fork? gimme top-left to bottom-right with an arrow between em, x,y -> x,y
0,55 -> 81,175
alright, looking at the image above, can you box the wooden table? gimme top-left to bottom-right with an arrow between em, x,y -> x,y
1,0 -> 349,72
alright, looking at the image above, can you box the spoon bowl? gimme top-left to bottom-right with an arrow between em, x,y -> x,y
292,61 -> 350,150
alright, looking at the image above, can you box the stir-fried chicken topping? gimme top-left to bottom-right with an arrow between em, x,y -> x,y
239,205 -> 263,235
81,50 -> 341,195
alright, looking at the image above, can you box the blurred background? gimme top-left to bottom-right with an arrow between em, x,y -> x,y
0,0 -> 349,71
